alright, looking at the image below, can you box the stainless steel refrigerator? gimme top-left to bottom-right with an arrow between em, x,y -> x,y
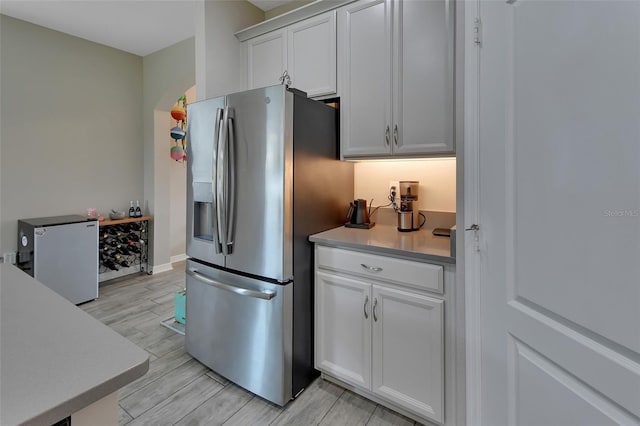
185,85 -> 353,406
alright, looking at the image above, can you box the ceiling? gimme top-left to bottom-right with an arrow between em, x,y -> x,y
0,0 -> 293,57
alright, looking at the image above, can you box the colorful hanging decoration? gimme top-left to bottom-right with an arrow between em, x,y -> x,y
170,94 -> 187,163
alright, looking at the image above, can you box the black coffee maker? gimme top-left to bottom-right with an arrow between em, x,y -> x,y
345,199 -> 375,229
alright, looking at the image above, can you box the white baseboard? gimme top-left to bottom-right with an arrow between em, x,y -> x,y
152,263 -> 173,274
170,253 -> 188,264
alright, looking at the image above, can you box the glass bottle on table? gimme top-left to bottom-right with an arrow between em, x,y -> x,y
135,200 -> 142,218
129,201 -> 135,218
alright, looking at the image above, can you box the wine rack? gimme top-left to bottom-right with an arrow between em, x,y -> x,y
98,216 -> 151,282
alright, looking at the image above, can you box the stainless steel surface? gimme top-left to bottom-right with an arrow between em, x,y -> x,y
397,210 -> 416,232
33,221 -> 98,304
373,297 -> 378,322
361,263 -> 383,272
186,85 -> 353,406
223,86 -> 291,281
186,96 -> 225,267
213,107 -> 223,254
187,269 -> 275,300
216,106 -> 230,256
185,260 -> 293,406
364,295 -> 369,319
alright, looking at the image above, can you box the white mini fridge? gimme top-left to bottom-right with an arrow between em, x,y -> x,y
17,215 -> 99,304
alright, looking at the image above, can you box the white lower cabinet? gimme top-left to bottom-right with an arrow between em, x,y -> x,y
315,246 -> 445,424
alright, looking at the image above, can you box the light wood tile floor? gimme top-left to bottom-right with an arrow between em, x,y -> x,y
81,262 -> 423,426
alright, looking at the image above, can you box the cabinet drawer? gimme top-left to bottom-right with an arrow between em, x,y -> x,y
316,246 -> 443,294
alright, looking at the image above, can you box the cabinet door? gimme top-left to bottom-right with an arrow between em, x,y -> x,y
315,271 -> 371,389
338,0 -> 392,158
287,11 -> 337,98
392,0 -> 455,155
246,29 -> 287,90
372,285 -> 444,423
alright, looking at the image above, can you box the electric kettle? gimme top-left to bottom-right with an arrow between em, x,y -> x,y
345,199 -> 375,229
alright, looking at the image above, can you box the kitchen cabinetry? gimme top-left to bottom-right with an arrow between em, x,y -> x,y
245,11 -> 337,98
314,245 -> 444,424
338,0 -> 455,158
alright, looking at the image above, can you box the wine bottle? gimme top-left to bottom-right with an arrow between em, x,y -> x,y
118,258 -> 131,268
103,259 -> 120,271
129,201 -> 135,218
135,200 -> 142,218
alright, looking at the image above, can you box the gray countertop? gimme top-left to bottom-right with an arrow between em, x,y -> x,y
0,264 -> 149,426
309,224 -> 456,264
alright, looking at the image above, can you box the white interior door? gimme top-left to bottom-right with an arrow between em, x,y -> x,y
467,1 -> 640,425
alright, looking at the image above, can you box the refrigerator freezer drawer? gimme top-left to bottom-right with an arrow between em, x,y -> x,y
185,259 -> 293,405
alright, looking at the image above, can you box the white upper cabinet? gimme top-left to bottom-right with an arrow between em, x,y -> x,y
246,29 -> 287,90
338,0 -> 392,157
392,0 -> 454,155
338,0 -> 455,158
245,11 -> 337,98
287,12 -> 337,98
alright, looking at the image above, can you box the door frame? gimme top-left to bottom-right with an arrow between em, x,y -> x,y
463,0 -> 482,424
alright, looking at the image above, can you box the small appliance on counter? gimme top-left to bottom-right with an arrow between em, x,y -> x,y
396,181 -> 425,232
345,199 -> 375,229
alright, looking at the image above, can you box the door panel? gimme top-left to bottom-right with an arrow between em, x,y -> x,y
472,0 -> 640,424
315,271 -> 371,389
34,222 -> 98,304
247,30 -> 286,90
185,259 -> 292,405
223,85 -> 290,281
287,11 -> 337,97
509,0 -> 640,354
186,96 -> 225,267
338,0 -> 392,157
510,337 -> 634,426
393,0 -> 454,154
372,285 -> 443,423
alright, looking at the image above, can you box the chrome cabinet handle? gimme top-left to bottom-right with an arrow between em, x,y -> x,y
212,108 -> 224,254
373,298 -> 378,322
393,124 -> 398,145
364,295 -> 369,319
188,270 -> 275,300
361,263 -> 383,273
385,125 -> 390,145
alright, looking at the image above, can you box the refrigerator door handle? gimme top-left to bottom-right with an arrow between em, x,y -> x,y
217,107 -> 229,255
226,109 -> 236,254
187,270 -> 276,300
213,107 -> 224,254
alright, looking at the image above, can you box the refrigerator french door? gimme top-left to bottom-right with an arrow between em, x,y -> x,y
185,85 -> 353,406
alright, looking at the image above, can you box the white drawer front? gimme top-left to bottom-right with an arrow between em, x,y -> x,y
316,246 -> 443,293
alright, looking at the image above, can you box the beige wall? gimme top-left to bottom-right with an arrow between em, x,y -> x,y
169,85 -> 196,260
354,158 -> 457,213
195,1 -> 264,100
142,37 -> 195,270
0,15 -> 143,252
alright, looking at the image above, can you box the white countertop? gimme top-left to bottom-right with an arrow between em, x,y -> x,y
309,224 -> 455,264
0,264 -> 149,426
